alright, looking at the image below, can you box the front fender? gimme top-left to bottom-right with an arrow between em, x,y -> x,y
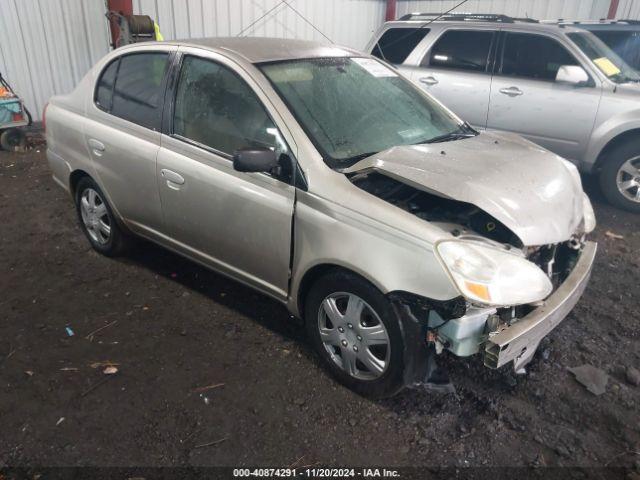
288,191 -> 460,317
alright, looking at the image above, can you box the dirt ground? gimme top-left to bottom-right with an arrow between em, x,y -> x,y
0,143 -> 639,470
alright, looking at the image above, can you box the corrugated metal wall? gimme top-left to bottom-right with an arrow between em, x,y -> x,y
0,0 -> 110,121
132,0 -> 386,50
4,0 -> 640,122
617,0 -> 640,19
396,0 -> 613,20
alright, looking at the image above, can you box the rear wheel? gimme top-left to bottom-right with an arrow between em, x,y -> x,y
304,270 -> 405,398
75,177 -> 130,256
0,128 -> 26,151
599,140 -> 640,213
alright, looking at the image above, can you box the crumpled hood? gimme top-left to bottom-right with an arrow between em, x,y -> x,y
343,131 -> 584,246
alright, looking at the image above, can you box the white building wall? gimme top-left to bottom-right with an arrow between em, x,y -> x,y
132,0 -> 387,50
617,0 -> 640,19
0,0 -> 111,121
396,0 -> 613,20
4,0 -> 640,121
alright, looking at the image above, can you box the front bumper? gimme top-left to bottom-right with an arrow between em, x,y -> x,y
483,241 -> 597,371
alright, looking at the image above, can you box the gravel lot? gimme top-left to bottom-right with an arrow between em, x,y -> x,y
0,144 -> 639,469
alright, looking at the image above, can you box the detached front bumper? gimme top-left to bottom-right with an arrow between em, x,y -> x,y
484,241 -> 597,371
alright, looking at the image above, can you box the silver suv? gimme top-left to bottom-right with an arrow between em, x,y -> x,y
367,13 -> 640,212
45,38 -> 596,398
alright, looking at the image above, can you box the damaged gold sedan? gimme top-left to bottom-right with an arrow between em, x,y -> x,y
45,38 -> 596,397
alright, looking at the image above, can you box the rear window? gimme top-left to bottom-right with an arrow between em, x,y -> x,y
371,28 -> 430,64
424,30 -> 495,72
95,52 -> 169,130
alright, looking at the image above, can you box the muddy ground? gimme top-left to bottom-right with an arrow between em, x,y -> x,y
0,144 -> 639,470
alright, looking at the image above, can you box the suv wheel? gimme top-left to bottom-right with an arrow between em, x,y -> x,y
75,177 -> 130,256
600,141 -> 640,213
304,271 -> 405,398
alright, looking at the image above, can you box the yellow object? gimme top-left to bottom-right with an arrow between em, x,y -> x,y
154,22 -> 164,41
464,281 -> 490,302
593,57 -> 621,77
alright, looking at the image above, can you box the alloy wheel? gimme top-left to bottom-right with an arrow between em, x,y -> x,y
616,156 -> 640,203
80,188 -> 111,245
317,292 -> 390,380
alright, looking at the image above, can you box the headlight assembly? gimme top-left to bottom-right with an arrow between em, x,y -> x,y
436,240 -> 553,307
583,193 -> 596,234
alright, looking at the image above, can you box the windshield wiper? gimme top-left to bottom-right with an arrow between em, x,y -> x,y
421,122 -> 478,144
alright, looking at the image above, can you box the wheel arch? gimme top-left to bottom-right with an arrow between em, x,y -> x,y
593,129 -> 640,173
69,169 -> 92,197
294,263 -> 386,321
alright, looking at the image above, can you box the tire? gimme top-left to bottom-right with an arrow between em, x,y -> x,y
74,177 -> 131,256
0,128 -> 26,151
599,140 -> 640,213
304,270 -> 405,398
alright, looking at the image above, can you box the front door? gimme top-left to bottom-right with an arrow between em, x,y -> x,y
486,31 -> 602,162
156,53 -> 296,299
410,28 -> 498,128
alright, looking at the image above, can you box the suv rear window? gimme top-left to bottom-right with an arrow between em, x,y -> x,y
371,28 -> 430,64
95,52 -> 169,130
425,30 -> 495,72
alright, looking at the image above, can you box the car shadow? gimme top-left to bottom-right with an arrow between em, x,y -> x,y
116,238 -> 308,344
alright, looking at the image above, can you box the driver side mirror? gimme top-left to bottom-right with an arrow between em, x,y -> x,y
555,65 -> 589,85
232,148 -> 279,173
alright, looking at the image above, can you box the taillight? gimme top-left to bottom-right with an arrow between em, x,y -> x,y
12,111 -> 24,122
42,102 -> 49,132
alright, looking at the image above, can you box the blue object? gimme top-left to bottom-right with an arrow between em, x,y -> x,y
65,327 -> 75,337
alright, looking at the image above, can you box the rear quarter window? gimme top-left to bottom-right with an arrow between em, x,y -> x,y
94,52 -> 169,131
371,28 -> 430,64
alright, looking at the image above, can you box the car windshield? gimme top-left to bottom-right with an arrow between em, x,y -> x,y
567,32 -> 640,84
259,57 -> 465,168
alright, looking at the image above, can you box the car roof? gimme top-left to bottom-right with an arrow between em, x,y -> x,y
383,19 -> 587,35
165,37 -> 361,63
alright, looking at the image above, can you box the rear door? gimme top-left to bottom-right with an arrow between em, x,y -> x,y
409,28 -> 498,128
486,31 -> 602,162
156,50 -> 297,299
85,47 -> 173,231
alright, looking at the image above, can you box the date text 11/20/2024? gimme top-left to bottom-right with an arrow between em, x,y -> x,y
232,468 -> 400,478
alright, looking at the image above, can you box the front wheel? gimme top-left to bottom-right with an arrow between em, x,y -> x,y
304,271 -> 405,398
599,141 -> 640,213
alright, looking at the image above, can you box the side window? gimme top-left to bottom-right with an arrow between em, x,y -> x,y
424,30 -> 495,72
173,56 -> 283,156
371,28 -> 430,64
108,52 -> 169,130
501,33 -> 578,81
95,59 -> 119,111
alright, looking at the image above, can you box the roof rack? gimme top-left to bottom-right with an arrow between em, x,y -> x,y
541,18 -> 640,25
397,12 -> 536,23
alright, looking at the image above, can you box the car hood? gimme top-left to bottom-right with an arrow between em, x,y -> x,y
342,131 -> 584,246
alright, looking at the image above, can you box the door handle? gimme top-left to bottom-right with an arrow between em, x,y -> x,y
161,169 -> 185,189
499,86 -> 523,97
88,138 -> 105,156
419,76 -> 439,86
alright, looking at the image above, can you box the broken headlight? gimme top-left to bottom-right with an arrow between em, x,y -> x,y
583,193 -> 596,234
436,240 -> 553,307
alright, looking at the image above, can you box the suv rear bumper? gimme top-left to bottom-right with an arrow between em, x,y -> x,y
484,241 -> 597,370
